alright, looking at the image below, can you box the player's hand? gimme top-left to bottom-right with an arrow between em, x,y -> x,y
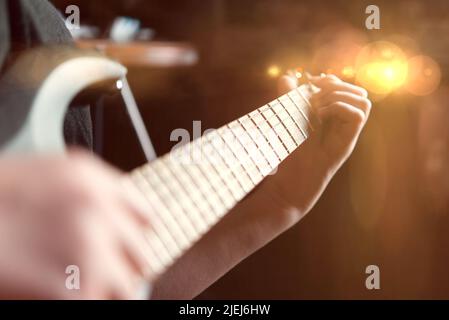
266,74 -> 371,215
0,150 -> 153,299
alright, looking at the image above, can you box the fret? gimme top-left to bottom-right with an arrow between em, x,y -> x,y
231,118 -> 271,179
280,94 -> 309,141
139,167 -> 191,250
177,166 -> 225,220
199,138 -> 238,208
128,84 -> 317,279
215,127 -> 255,193
193,156 -> 235,211
237,117 -> 273,176
279,112 -> 305,146
221,123 -> 262,185
197,165 -> 235,212
166,161 -> 217,225
296,85 -> 314,109
143,231 -> 173,271
204,131 -> 247,201
121,177 -> 170,272
192,165 -> 227,216
192,138 -> 235,214
140,235 -> 165,275
248,110 -> 283,167
153,159 -> 209,233
152,162 -> 201,238
288,89 -> 314,131
238,115 -> 275,176
143,166 -> 197,242
266,102 -> 297,154
142,225 -> 174,269
285,94 -> 311,136
270,100 -> 300,149
180,163 -> 223,218
181,143 -> 228,217
273,97 -> 305,146
130,171 -> 180,262
256,108 -> 289,160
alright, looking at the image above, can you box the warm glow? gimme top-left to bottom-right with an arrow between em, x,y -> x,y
382,49 -> 393,59
383,67 -> 394,80
405,55 -> 441,96
342,66 -> 356,78
267,65 -> 281,78
356,41 -> 409,95
357,60 -> 408,95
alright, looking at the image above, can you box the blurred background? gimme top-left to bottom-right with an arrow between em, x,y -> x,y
53,0 -> 449,299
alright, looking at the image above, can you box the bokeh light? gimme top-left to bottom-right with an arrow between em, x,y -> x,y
312,26 -> 367,79
386,34 -> 421,57
355,41 -> 409,95
405,55 -> 441,96
341,66 -> 356,78
267,65 -> 281,78
268,34 -> 439,100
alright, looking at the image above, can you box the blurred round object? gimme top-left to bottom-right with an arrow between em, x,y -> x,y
405,55 -> 441,96
311,26 -> 367,76
355,41 -> 409,95
267,65 -> 281,78
386,34 -> 421,57
341,66 -> 356,79
110,17 -> 141,43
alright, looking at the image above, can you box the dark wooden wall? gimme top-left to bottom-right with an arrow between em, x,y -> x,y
52,0 -> 449,299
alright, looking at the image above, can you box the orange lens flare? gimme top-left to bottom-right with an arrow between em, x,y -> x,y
355,41 -> 409,95
267,65 -> 281,78
405,55 -> 441,96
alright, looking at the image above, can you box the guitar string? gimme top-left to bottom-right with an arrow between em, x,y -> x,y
134,88 -> 314,269
135,87 -> 313,212
138,113 -> 309,210
134,90 -> 313,231
168,87 -> 312,165
135,115 -> 310,273
152,89 -> 312,176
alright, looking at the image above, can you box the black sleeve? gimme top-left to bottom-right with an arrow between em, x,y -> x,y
0,0 -> 93,149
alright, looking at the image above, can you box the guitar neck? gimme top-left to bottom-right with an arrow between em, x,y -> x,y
128,84 -> 315,278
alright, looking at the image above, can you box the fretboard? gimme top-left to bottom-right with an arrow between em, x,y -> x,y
128,84 -> 316,278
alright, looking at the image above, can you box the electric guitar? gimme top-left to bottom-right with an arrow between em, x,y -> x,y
0,47 -> 316,291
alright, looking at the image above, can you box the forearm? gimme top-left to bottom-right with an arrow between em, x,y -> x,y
151,141 -> 333,300
151,174 -> 314,300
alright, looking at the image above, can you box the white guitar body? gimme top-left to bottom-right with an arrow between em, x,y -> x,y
0,46 -> 316,300
0,47 -> 155,299
0,47 -> 127,155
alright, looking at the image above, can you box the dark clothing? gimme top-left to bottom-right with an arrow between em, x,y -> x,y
0,0 -> 93,148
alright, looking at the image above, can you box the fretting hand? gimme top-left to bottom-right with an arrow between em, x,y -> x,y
266,74 -> 372,215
